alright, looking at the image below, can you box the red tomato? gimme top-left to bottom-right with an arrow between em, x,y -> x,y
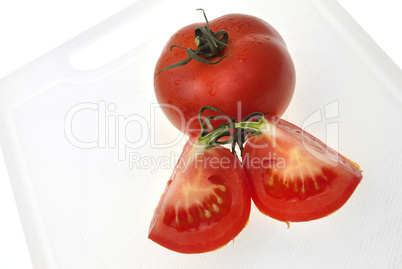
242,115 -> 362,222
148,136 -> 251,253
154,11 -> 295,135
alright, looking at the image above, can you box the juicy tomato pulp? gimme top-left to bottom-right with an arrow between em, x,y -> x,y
148,136 -> 251,253
242,116 -> 362,222
154,13 -> 295,135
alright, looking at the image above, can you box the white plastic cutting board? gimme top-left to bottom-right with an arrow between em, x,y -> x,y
1,0 -> 402,268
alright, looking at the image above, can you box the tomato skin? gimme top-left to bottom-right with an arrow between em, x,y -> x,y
154,13 -> 295,135
242,115 -> 362,222
148,136 -> 251,253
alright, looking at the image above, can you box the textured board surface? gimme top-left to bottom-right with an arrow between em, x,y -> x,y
1,0 -> 402,268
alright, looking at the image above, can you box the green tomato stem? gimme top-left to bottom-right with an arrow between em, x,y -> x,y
155,8 -> 232,75
196,106 -> 270,156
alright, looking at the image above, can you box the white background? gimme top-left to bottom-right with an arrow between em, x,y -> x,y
0,0 -> 401,268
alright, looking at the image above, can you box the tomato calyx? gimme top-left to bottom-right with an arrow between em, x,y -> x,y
196,106 -> 270,156
196,106 -> 235,149
155,9 -> 232,75
232,112 -> 270,155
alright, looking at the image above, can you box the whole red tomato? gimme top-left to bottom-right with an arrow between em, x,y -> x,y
154,10 -> 296,135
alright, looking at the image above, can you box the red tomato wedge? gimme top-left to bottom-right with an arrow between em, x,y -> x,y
242,115 -> 362,222
149,136 -> 251,253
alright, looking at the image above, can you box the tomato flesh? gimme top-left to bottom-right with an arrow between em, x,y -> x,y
149,136 -> 251,253
242,116 -> 362,222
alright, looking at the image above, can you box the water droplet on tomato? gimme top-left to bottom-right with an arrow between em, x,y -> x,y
174,79 -> 181,85
209,88 -> 217,96
238,57 -> 246,64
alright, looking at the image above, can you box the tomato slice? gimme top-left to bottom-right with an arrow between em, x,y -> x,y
242,115 -> 362,222
148,136 -> 251,253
